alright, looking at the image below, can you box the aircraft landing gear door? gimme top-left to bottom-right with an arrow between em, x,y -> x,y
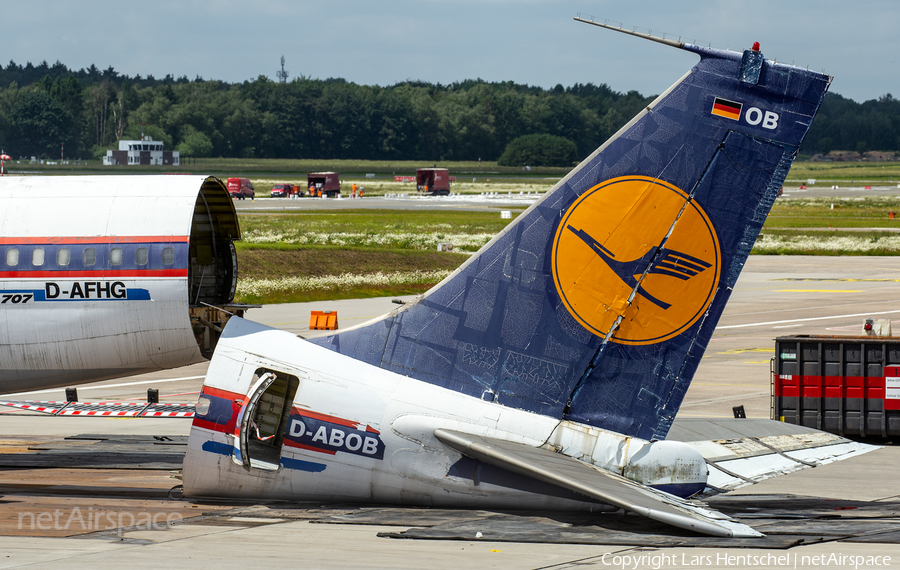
231,370 -> 300,472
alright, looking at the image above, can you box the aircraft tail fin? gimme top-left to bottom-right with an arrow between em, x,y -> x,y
310,31 -> 830,440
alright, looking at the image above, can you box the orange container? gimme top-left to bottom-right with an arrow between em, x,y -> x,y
309,310 -> 338,330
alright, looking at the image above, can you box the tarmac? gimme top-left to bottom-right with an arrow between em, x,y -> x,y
2,255 -> 900,568
232,192 -> 543,212
228,182 -> 900,213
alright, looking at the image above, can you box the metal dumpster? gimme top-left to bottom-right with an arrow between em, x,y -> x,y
773,335 -> 900,438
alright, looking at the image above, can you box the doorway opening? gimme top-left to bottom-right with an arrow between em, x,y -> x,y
236,369 -> 300,471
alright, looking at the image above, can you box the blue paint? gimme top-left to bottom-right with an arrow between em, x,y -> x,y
202,440 -> 233,456
649,482 -> 707,499
202,436 -> 326,472
0,242 -> 189,273
309,46 -> 830,441
0,286 -> 151,302
124,288 -> 151,300
284,414 -> 385,460
194,393 -> 237,427
280,456 -> 327,473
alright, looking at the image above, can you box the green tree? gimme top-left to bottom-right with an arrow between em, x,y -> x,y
497,133 -> 578,167
123,123 -> 172,147
176,125 -> 213,157
0,82 -> 20,151
10,88 -> 74,158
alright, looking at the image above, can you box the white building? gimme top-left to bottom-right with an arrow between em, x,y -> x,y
103,136 -> 179,166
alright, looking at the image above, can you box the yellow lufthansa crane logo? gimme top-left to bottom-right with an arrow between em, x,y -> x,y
551,176 -> 721,345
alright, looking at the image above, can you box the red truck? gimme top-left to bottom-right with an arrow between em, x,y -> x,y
307,172 -> 341,198
227,177 -> 255,200
416,168 -> 450,196
271,183 -> 301,198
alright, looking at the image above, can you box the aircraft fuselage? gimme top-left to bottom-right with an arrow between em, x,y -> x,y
0,175 -> 246,394
183,318 -> 706,510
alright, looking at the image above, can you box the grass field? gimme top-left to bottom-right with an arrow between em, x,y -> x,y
13,156 -> 900,303
233,197 -> 900,304
16,155 -> 900,184
785,161 -> 900,183
757,197 -> 900,256
238,210 -> 513,250
234,210 -> 515,304
765,196 -> 900,228
8,157 -> 569,180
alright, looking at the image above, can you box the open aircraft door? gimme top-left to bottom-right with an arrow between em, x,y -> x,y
231,370 -> 300,471
232,372 -> 276,469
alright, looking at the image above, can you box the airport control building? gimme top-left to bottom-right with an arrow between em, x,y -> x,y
103,136 -> 180,166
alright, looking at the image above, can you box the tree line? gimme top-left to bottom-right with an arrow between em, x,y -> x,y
0,59 -> 897,162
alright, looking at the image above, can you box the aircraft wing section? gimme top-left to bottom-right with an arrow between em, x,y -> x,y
433,428 -> 762,538
0,399 -> 194,417
684,432 -> 877,495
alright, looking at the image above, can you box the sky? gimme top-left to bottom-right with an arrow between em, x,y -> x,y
2,0 -> 897,102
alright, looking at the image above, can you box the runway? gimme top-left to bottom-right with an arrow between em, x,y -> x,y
232,192 -> 541,212
1,256 -> 900,567
230,182 -> 900,214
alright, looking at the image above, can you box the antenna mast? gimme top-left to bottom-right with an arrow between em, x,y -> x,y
277,56 -> 289,84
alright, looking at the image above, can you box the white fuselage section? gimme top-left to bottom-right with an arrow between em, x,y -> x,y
0,272 -> 201,392
0,175 -> 242,394
183,318 -> 704,509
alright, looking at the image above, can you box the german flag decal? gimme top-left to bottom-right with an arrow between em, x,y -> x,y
711,97 -> 742,121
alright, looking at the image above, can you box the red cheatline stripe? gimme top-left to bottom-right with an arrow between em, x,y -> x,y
0,269 -> 187,278
192,417 -> 230,433
283,439 -> 337,455
290,407 -> 362,430
201,386 -> 243,401
0,236 -> 189,245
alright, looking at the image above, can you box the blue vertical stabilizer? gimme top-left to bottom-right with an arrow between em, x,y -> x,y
310,29 -> 830,440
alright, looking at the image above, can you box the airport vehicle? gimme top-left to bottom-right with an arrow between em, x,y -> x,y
226,177 -> 255,200
0,175 -> 250,394
307,172 -> 340,198
178,22 -> 869,538
416,167 -> 451,195
270,183 -> 299,198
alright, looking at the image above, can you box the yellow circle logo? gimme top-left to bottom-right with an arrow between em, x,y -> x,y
551,176 -> 721,345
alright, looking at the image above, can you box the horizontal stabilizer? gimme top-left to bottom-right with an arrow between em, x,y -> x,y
434,428 -> 762,538
683,432 -> 878,495
0,399 -> 194,418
